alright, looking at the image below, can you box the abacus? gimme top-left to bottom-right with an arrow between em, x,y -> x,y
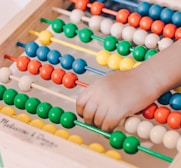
0,0 -> 181,167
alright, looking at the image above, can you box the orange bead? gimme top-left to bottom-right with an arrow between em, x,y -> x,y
154,106 -> 171,124
39,64 -> 54,80
139,16 -> 153,31
75,0 -> 89,11
51,68 -> 66,84
151,20 -> 165,35
27,60 -> 42,75
116,9 -> 130,24
62,72 -> 78,88
128,12 -> 142,28
142,103 -> 158,119
90,2 -> 104,15
163,24 -> 177,38
167,112 -> 181,129
175,27 -> 181,40
17,56 -> 30,71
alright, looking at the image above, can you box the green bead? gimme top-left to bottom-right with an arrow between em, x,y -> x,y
0,85 -> 7,100
51,19 -> 65,33
103,36 -> 118,51
3,88 -> 18,105
48,106 -> 64,124
117,40 -> 132,56
123,136 -> 140,154
144,49 -> 157,60
25,97 -> 41,114
36,102 -> 52,119
132,46 -> 147,61
14,93 -> 29,110
60,112 -> 77,129
78,28 -> 93,43
109,131 -> 126,149
63,23 -> 78,38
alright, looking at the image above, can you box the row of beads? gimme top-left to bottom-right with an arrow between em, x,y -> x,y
53,8 -> 174,49
142,103 -> 181,129
40,18 -> 159,62
124,116 -> 181,150
4,55 -> 88,88
0,84 -> 157,158
0,105 -> 122,160
69,1 -> 181,40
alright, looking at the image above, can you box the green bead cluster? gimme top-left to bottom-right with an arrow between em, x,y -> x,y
41,18 -> 158,61
0,84 -> 77,129
109,131 -> 140,154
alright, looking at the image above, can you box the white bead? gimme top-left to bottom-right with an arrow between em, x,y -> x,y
110,22 -> 124,39
158,38 -> 174,51
144,33 -> 160,49
137,120 -> 153,139
18,75 -> 33,92
70,9 -> 84,24
149,125 -> 166,144
133,29 -> 148,45
0,67 -> 12,83
163,130 -> 180,149
124,116 -> 141,134
100,18 -> 113,35
89,16 -> 102,31
122,26 -> 136,42
176,137 -> 181,152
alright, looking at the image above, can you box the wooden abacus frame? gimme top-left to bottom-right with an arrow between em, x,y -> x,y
0,0 -> 181,167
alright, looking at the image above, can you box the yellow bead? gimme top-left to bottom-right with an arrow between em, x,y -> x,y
39,30 -> 53,45
30,119 -> 45,129
54,129 -> 70,139
108,54 -> 122,70
16,113 -> 31,123
0,106 -> 16,116
0,104 -> 3,110
96,50 -> 111,66
42,124 -> 57,134
119,57 -> 135,71
133,61 -> 142,68
105,150 -> 122,160
68,135 -> 84,145
88,143 -> 105,153
174,86 -> 181,93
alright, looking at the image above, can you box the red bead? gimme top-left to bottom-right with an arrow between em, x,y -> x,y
116,9 -> 130,24
27,60 -> 42,75
90,2 -> 104,15
62,72 -> 78,88
163,24 -> 177,38
151,20 -> 165,35
75,0 -> 89,11
175,27 -> 181,40
139,16 -> 153,31
39,64 -> 54,80
128,12 -> 142,28
142,103 -> 158,119
51,68 -> 66,84
154,106 -> 171,124
17,56 -> 30,71
167,112 -> 181,129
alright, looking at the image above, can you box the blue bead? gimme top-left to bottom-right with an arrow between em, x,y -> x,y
137,2 -> 151,16
160,8 -> 174,24
148,4 -> 162,20
25,42 -> 39,57
47,50 -> 61,65
172,11 -> 181,27
157,91 -> 172,105
60,54 -> 74,70
169,93 -> 181,110
72,58 -> 87,74
36,46 -> 50,61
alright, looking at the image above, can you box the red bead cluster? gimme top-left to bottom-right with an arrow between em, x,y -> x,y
142,103 -> 181,129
